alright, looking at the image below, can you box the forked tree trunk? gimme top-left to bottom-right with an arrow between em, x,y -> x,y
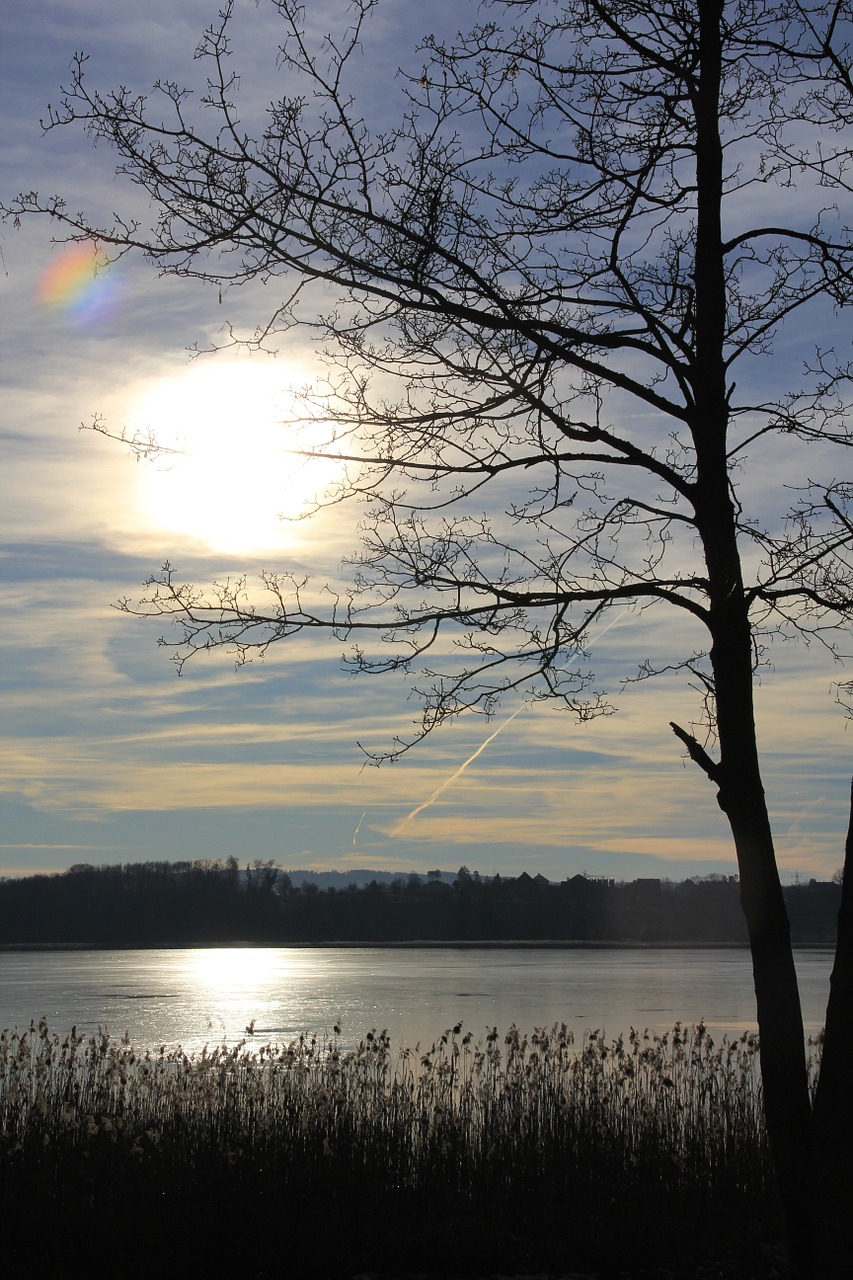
708,568 -> 812,1277
672,709 -> 815,1278
689,7 -> 816,1267
717,776 -> 814,1277
674,702 -> 853,1280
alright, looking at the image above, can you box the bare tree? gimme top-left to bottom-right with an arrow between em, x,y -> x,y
5,0 -> 853,1272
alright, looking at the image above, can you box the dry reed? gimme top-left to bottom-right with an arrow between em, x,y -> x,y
1,1017 -> 807,1276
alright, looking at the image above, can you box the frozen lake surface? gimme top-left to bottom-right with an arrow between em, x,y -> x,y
0,944 -> 833,1054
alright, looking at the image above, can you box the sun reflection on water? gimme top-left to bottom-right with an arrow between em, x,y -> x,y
186,946 -> 293,994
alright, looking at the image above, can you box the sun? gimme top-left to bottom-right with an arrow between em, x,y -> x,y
128,359 -> 337,554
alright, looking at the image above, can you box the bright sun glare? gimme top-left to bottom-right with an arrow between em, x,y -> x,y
129,360 -> 336,554
187,947 -> 284,994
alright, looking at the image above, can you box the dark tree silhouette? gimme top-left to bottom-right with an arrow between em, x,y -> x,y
5,1 -> 853,1273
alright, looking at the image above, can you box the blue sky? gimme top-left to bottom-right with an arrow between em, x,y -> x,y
1,0 -> 851,884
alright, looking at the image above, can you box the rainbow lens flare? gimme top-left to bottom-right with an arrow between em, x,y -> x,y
36,241 -> 120,323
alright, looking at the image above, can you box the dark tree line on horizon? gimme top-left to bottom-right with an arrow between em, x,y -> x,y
0,859 -> 840,947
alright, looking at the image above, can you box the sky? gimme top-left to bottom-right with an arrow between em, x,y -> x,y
1,0 -> 851,886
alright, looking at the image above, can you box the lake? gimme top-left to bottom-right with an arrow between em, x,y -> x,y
0,945 -> 833,1054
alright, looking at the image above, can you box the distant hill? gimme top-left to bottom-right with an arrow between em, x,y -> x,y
283,868 -> 460,888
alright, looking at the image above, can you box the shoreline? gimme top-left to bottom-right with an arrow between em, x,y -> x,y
0,937 -> 834,951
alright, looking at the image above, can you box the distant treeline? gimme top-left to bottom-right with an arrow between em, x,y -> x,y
0,860 -> 840,946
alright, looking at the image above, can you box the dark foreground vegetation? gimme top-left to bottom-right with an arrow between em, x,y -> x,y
0,1017 -> 798,1279
0,860 -> 841,947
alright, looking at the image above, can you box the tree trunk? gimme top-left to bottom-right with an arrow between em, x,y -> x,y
810,781 -> 853,1277
689,8 -> 814,1271
714,761 -> 814,1277
674,631 -> 814,1278
696,563 -> 813,1274
691,507 -> 813,1275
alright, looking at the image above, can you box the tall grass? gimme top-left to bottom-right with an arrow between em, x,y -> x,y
1,1017 -> 809,1277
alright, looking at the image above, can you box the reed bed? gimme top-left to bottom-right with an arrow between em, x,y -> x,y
1,1017 -> 805,1277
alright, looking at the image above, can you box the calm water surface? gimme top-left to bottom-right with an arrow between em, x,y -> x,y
0,946 -> 833,1054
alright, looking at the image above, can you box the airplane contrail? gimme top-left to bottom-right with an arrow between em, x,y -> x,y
352,811 -> 366,845
390,705 -> 525,837
391,607 -> 631,837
